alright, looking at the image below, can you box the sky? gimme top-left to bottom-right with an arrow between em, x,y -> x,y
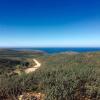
0,0 -> 100,47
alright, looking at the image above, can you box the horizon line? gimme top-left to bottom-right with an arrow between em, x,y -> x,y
0,46 -> 100,48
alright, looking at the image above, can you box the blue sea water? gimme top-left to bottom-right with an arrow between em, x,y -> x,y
14,47 -> 100,54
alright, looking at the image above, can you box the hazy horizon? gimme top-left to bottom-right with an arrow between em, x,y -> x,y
0,0 -> 100,47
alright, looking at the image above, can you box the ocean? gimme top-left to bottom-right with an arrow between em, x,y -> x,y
14,47 -> 100,54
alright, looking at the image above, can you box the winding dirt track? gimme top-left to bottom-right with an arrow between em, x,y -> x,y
25,59 -> 41,74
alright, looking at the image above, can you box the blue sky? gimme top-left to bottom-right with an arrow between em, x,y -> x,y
0,0 -> 100,47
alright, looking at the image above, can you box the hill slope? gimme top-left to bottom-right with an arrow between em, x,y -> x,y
0,52 -> 100,100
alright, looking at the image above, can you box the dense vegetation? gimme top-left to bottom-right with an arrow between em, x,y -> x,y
0,51 -> 100,100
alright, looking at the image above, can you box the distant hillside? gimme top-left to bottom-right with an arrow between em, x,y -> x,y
0,49 -> 45,74
0,49 -> 45,58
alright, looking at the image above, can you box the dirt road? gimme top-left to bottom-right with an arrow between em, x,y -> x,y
25,59 -> 41,74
